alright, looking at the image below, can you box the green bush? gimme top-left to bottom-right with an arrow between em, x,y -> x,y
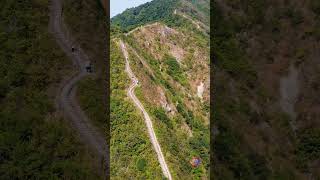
137,158 -> 147,171
164,55 -> 187,85
154,108 -> 173,128
297,128 -> 320,163
78,77 -> 106,132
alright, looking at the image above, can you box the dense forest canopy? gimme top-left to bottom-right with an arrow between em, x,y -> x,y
0,0 -> 102,179
111,0 -> 209,33
213,0 -> 320,179
111,0 -> 178,32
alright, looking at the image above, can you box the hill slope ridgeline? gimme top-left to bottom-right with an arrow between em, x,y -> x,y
111,0 -> 210,179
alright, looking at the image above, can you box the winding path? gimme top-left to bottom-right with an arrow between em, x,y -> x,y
49,0 -> 108,171
120,40 -> 172,180
174,9 -> 209,35
280,64 -> 299,134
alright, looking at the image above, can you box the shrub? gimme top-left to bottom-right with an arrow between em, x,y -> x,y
154,108 -> 173,128
164,55 -> 187,85
297,128 -> 320,162
136,158 -> 147,171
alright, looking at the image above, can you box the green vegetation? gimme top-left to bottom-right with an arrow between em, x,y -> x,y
213,1 -> 269,179
284,8 -> 304,26
111,0 -> 209,38
63,0 -> 107,133
176,102 -> 194,128
212,2 -> 257,86
111,0 -> 209,178
110,41 -> 163,179
153,108 -> 173,129
296,128 -> 320,169
0,0 -> 101,179
137,158 -> 147,171
130,41 -> 209,179
213,0 -> 320,179
77,77 -> 106,132
125,32 -> 209,177
164,55 -> 187,86
214,124 -> 270,179
111,0 -> 178,32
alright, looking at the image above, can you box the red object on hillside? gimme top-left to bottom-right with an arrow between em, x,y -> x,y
190,157 -> 201,167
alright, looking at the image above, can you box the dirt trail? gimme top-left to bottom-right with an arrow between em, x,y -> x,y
280,64 -> 299,132
49,0 -> 108,171
125,23 -> 157,36
120,40 -> 172,180
174,9 -> 209,34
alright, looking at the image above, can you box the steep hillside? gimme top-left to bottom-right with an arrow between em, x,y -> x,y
0,0 -> 102,179
110,39 -> 163,179
63,0 -> 108,136
111,0 -> 209,179
111,0 -> 209,33
213,0 -> 320,179
61,0 -> 108,174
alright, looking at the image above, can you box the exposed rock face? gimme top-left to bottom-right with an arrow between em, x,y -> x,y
159,88 -> 175,115
197,81 -> 205,100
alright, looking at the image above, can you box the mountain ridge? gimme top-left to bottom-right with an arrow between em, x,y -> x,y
111,0 -> 209,32
111,0 -> 210,178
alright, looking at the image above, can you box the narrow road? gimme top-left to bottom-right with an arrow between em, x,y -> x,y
49,0 -> 108,170
174,9 -> 209,35
125,23 -> 158,36
120,40 -> 173,180
280,64 -> 299,134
